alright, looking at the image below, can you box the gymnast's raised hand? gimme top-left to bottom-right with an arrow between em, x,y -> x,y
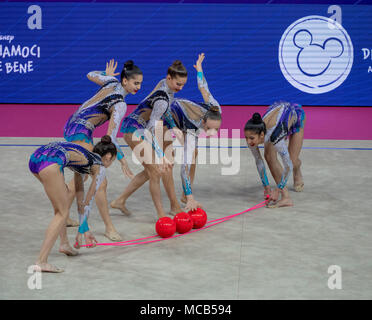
105,59 -> 120,77
193,52 -> 205,72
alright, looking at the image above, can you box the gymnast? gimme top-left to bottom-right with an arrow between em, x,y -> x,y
244,101 -> 306,208
162,53 -> 222,213
28,136 -> 117,273
111,60 -> 188,219
111,53 -> 221,214
64,59 -> 143,241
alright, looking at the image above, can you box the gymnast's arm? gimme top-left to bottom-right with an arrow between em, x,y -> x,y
146,98 -> 169,159
249,145 -> 271,198
87,59 -> 120,86
74,165 -> 106,248
183,133 -> 202,211
107,102 -> 134,179
162,107 -> 184,146
194,53 -> 221,111
74,172 -> 85,216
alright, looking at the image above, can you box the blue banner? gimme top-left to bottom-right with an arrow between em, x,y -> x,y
0,2 -> 371,106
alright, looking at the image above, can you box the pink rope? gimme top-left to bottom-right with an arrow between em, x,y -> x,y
81,200 -> 267,248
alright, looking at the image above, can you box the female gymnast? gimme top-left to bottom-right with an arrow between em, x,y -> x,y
64,59 -> 143,241
111,60 -> 188,219
111,53 -> 221,215
29,136 -> 117,273
162,53 -> 222,213
244,102 -> 306,208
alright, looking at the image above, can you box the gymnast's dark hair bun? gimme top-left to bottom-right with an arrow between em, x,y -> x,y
101,135 -> 112,144
167,60 -> 187,78
209,105 -> 220,113
172,60 -> 183,68
203,105 -> 221,122
93,135 -> 117,158
121,60 -> 143,81
124,60 -> 134,70
244,112 -> 266,135
252,112 -> 263,124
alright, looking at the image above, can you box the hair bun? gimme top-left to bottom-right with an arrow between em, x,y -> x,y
124,60 -> 134,70
209,105 -> 220,113
101,135 -> 112,144
121,61 -> 142,81
252,113 -> 262,124
168,60 -> 187,78
172,60 -> 183,68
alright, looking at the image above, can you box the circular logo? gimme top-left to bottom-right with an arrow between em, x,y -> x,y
279,15 -> 353,94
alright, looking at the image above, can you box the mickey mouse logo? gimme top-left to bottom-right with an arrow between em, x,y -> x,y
279,16 -> 353,94
294,30 -> 344,76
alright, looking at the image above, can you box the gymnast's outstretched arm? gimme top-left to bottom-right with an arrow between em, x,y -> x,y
194,53 -> 221,111
249,145 -> 269,187
74,165 -> 106,248
87,59 -> 120,86
182,132 -> 202,212
249,145 -> 271,198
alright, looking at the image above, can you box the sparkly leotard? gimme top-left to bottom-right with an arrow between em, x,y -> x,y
29,141 -> 102,175
64,71 -> 128,160
164,71 -> 221,196
120,79 -> 176,157
29,141 -> 106,234
249,101 -> 305,189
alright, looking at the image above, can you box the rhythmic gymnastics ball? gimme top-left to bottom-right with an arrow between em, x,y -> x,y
188,208 -> 207,229
155,217 -> 176,238
173,212 -> 193,234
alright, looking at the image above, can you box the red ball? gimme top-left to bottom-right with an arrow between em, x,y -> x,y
188,208 -> 208,229
155,217 -> 176,238
173,212 -> 193,234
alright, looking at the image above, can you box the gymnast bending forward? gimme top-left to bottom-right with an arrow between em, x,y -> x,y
162,53 -> 222,213
29,136 -> 117,272
112,53 -> 221,215
111,60 -> 188,219
64,59 -> 143,241
244,102 -> 306,208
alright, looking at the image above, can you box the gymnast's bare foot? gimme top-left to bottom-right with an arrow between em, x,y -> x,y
66,217 -> 79,227
180,194 -> 187,204
104,228 -> 123,242
34,262 -> 64,273
110,199 -> 132,216
59,244 -> 79,256
267,198 -> 294,208
168,203 -> 183,216
168,209 -> 182,216
293,160 -> 304,192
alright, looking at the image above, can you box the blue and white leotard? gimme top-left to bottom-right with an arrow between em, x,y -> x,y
29,141 -> 106,234
249,101 -> 305,189
120,79 -> 176,158
64,71 -> 128,160
164,71 -> 221,197
29,141 -> 102,174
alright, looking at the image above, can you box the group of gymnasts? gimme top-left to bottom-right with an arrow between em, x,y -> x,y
28,53 -> 305,272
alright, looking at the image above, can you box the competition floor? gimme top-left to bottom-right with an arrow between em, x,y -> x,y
0,137 -> 371,300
